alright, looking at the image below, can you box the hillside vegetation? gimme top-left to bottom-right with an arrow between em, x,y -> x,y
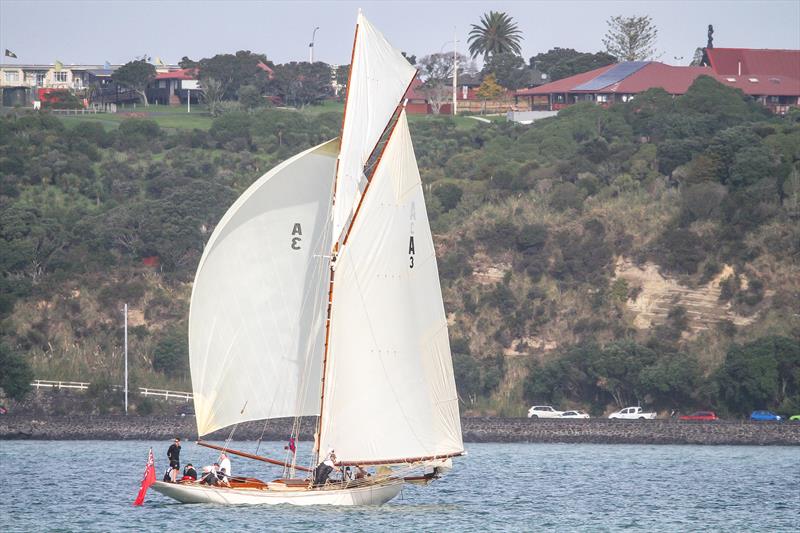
1,76 -> 798,417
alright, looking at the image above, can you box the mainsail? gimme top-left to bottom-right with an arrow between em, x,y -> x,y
319,111 -> 464,464
332,11 -> 417,246
189,140 -> 336,436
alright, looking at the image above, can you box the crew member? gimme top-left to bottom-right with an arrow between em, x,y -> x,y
182,463 -> 198,481
167,438 -> 181,470
313,449 -> 338,486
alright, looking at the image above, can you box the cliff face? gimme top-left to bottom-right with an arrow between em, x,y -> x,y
616,260 -> 757,333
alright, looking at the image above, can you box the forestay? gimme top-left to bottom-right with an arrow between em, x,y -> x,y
320,111 -> 464,464
332,11 -> 417,246
189,140 -> 336,436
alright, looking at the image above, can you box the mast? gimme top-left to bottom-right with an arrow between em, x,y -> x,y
314,15 -> 360,461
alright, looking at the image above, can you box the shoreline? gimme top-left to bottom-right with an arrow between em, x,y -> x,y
2,415 -> 798,445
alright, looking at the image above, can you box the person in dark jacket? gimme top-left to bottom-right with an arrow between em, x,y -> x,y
182,463 -> 198,481
167,438 -> 181,481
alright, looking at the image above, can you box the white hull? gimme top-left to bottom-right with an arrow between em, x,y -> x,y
151,479 -> 403,506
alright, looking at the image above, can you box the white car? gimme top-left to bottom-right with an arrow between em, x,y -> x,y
608,406 -> 657,420
560,410 -> 590,419
527,405 -> 563,418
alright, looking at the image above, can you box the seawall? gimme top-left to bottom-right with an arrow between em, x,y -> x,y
1,415 -> 798,445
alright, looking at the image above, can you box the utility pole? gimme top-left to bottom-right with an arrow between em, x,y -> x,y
309,26 -> 320,63
452,28 -> 458,116
124,303 -> 128,415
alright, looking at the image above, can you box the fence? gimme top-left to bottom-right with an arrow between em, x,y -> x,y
31,380 -> 90,391
31,380 -> 193,402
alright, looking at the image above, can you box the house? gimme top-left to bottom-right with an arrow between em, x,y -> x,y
515,49 -> 800,115
0,62 -> 133,105
146,68 -> 199,105
404,73 -> 517,115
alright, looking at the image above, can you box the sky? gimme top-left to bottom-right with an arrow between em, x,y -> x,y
1,0 -> 799,67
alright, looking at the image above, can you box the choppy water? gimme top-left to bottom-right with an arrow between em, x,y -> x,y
2,440 -> 798,532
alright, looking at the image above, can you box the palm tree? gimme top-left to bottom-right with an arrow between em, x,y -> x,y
468,11 -> 523,60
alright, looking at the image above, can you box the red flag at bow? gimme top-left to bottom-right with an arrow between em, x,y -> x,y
134,448 -> 156,506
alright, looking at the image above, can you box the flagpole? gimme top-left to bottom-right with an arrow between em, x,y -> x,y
124,303 -> 128,415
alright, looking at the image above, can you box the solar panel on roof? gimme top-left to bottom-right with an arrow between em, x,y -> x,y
572,61 -> 650,91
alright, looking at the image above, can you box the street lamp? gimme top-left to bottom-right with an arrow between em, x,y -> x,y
439,34 -> 459,116
309,26 -> 320,63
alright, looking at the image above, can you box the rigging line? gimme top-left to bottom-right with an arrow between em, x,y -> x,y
254,418 -> 270,456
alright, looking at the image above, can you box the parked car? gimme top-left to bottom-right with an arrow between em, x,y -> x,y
608,406 -> 657,420
790,415 -> 800,421
560,410 -> 590,419
750,410 -> 781,421
527,405 -> 563,418
679,411 -> 718,421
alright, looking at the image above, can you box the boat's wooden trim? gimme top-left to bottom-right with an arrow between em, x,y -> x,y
197,440 -> 312,472
336,450 -> 464,467
315,264 -> 336,458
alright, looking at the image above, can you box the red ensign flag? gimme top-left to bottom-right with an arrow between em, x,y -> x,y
134,448 -> 156,506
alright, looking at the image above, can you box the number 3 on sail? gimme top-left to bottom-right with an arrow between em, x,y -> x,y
151,10 -> 464,507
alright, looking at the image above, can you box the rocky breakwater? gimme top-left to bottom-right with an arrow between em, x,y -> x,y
2,416 -> 799,445
462,418 -> 800,446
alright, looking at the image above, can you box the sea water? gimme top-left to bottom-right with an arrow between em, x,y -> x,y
1,440 -> 797,532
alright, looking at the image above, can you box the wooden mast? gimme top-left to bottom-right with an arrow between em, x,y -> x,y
314,17 -> 360,461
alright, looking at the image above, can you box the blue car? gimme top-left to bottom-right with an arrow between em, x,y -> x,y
750,410 -> 782,421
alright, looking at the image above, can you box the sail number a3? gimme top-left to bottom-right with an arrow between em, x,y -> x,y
408,202 -> 415,268
291,223 -> 302,250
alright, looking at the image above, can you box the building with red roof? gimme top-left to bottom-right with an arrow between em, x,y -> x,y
147,68 -> 199,105
516,49 -> 800,115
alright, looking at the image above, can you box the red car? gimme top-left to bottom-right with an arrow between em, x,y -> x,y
679,411 -> 718,421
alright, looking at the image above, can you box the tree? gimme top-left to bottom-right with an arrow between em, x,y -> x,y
418,52 -> 465,114
468,11 -> 523,60
602,15 -> 659,61
530,48 -> 616,81
112,59 -> 156,106
197,50 -> 271,101
482,52 -> 530,90
268,62 -> 334,108
0,342 -> 33,401
200,77 -> 226,116
475,73 -> 505,114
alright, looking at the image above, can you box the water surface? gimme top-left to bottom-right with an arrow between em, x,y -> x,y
2,441 -> 798,532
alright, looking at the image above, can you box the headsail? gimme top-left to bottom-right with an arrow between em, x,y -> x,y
319,111 -> 464,464
332,11 -> 417,246
189,140 -> 336,436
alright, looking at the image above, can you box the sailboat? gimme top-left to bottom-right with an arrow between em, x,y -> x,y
151,11 -> 464,506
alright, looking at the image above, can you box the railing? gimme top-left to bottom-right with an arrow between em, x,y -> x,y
31,380 -> 90,391
30,380 -> 193,402
138,387 -> 193,402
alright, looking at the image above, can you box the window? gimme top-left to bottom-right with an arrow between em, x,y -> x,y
4,71 -> 19,83
748,77 -> 758,83
54,71 -> 68,82
36,72 -> 45,85
596,94 -> 608,103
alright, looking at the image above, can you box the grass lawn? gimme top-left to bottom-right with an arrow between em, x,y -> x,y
56,99 -> 498,132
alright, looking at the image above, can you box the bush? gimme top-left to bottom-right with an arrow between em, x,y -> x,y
433,183 -> 463,212
153,327 -> 189,377
0,343 -> 33,401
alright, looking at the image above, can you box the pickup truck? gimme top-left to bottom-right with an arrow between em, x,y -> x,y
527,405 -> 563,418
608,406 -> 657,420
